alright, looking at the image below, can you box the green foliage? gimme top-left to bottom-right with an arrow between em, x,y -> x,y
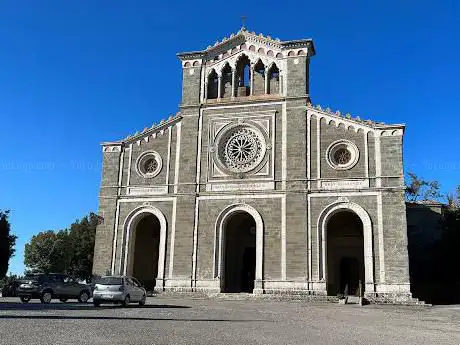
24,230 -> 68,274
0,274 -> 20,297
66,213 -> 98,278
405,172 -> 442,201
0,274 -> 19,289
0,210 -> 17,279
24,213 -> 97,279
447,186 -> 460,208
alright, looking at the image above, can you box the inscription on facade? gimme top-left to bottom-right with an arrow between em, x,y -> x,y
207,182 -> 274,192
127,186 -> 168,195
320,179 -> 369,190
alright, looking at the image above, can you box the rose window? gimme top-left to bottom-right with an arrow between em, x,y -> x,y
216,124 -> 267,173
144,158 -> 158,174
327,140 -> 359,170
136,151 -> 162,178
333,148 -> 352,165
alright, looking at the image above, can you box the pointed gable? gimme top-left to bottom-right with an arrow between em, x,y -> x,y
177,28 -> 315,68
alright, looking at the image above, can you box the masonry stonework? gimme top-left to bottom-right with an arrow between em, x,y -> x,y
93,28 -> 417,303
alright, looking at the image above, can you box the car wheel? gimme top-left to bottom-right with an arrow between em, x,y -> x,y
122,295 -> 130,307
78,291 -> 90,303
40,291 -> 52,304
20,296 -> 30,303
93,300 -> 101,307
59,298 -> 68,303
139,294 -> 146,306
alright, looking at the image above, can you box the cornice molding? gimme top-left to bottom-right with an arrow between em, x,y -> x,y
101,114 -> 182,149
307,104 -> 405,136
178,28 -> 315,64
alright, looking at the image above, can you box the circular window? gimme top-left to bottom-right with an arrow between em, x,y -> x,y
136,151 -> 162,178
326,140 -> 359,170
215,123 -> 267,174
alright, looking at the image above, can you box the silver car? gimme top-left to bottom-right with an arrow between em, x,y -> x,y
92,276 -> 147,307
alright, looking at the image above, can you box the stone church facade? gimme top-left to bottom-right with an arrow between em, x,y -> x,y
93,29 -> 414,302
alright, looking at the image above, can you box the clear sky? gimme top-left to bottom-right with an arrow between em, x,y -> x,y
0,1 -> 458,275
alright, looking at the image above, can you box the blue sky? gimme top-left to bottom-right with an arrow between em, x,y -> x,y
0,1 -> 458,275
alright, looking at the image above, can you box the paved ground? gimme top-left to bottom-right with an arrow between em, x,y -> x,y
0,296 -> 459,345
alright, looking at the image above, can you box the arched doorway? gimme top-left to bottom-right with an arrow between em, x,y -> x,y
123,206 -> 167,292
223,212 -> 256,292
130,214 -> 161,291
326,211 -> 365,296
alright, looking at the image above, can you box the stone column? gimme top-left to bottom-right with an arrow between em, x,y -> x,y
264,67 -> 269,94
250,64 -> 254,96
279,71 -> 283,95
231,69 -> 236,99
204,80 -> 208,100
217,74 -> 222,99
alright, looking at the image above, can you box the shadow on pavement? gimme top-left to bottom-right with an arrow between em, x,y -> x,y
0,315 -> 267,322
0,302 -> 190,311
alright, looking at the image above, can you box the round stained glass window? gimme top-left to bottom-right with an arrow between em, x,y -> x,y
144,158 -> 158,174
136,151 -> 162,178
326,140 -> 359,170
215,123 -> 267,174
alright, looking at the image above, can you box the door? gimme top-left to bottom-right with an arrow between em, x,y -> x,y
51,275 -> 66,297
340,257 -> 360,296
132,277 -> 145,300
241,247 -> 256,293
126,277 -> 141,301
63,276 -> 81,297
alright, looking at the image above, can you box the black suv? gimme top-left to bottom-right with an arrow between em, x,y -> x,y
17,273 -> 92,304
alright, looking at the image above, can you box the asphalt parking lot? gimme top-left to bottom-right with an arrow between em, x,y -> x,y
0,296 -> 459,345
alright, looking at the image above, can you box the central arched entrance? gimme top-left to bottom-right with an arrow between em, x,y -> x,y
326,211 -> 365,296
223,211 -> 256,292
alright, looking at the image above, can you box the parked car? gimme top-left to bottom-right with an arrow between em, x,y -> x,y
92,276 -> 146,307
17,273 -> 92,304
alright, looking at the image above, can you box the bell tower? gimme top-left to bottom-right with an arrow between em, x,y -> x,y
177,28 -> 315,106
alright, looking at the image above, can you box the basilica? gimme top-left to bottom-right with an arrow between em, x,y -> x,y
93,28 -> 415,302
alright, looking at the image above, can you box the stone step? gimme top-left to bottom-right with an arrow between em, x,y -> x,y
345,296 -> 361,304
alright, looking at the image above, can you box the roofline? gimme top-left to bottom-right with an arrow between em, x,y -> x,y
281,39 -> 315,56
307,105 -> 406,130
177,31 -> 316,60
177,51 -> 205,60
101,114 -> 182,146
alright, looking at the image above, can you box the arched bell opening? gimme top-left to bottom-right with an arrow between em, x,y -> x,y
236,55 -> 251,97
221,64 -> 232,99
252,60 -> 265,96
267,64 -> 280,95
207,69 -> 218,99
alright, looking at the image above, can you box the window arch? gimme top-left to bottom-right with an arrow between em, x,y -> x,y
236,54 -> 251,97
252,60 -> 265,96
267,64 -> 280,95
221,64 -> 232,98
207,69 -> 218,99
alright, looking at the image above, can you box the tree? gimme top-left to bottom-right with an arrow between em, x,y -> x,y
66,213 -> 98,279
447,185 -> 460,208
405,172 -> 442,201
0,210 -> 17,279
24,213 -> 97,278
24,230 -> 69,273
